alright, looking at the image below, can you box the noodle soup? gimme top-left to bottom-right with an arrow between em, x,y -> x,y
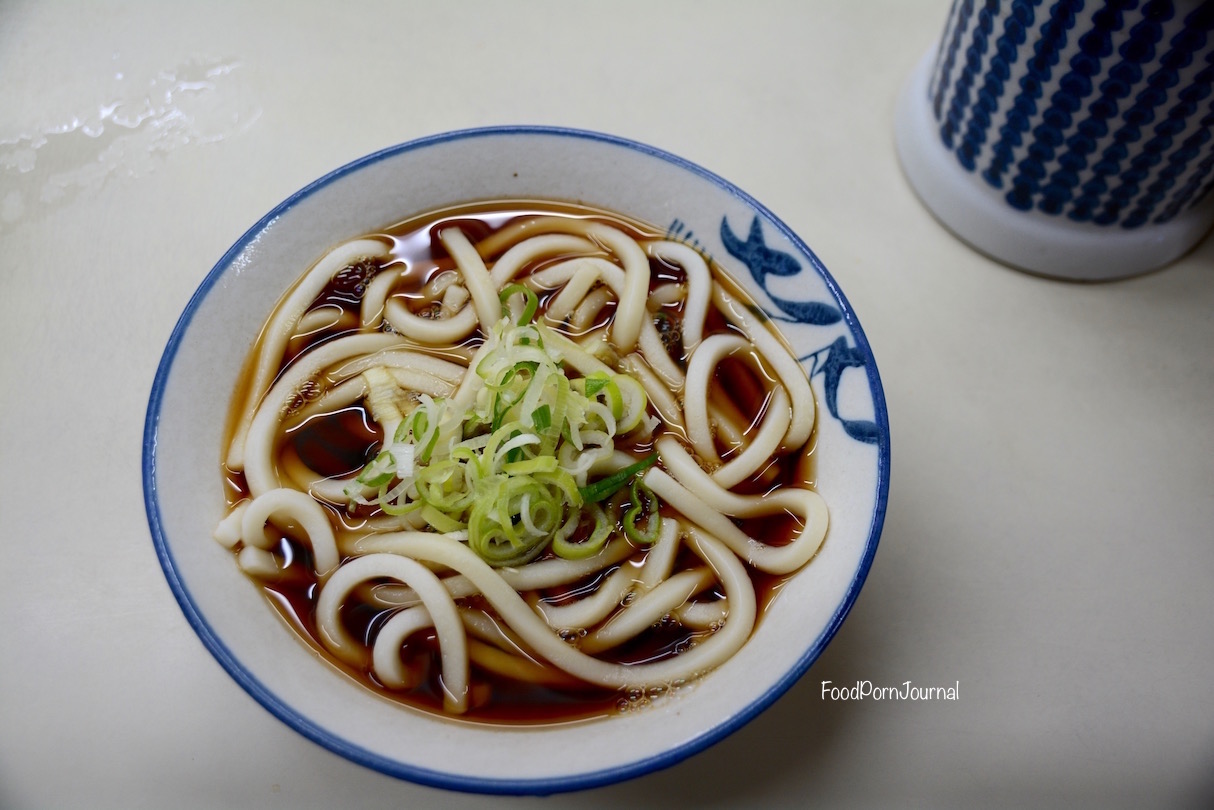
213,200 -> 828,723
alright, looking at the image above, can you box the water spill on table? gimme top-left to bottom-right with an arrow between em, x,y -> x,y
0,57 -> 261,233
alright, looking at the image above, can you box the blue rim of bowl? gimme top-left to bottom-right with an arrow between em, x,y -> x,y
142,124 -> 890,796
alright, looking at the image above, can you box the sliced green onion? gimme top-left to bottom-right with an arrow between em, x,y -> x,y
499,284 -> 539,326
551,503 -> 611,559
502,456 -> 559,475
531,403 -> 551,432
379,490 -> 422,516
421,503 -> 466,533
356,451 -> 396,488
347,315 -> 659,567
613,374 -> 648,433
578,453 -> 658,503
623,478 -> 662,544
584,375 -> 610,397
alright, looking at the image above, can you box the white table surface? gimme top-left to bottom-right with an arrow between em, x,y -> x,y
2,2 -> 1212,807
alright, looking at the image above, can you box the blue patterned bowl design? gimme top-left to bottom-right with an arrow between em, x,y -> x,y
143,127 -> 889,794
929,0 -> 1214,229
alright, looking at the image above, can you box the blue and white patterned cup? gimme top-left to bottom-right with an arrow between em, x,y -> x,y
896,0 -> 1214,280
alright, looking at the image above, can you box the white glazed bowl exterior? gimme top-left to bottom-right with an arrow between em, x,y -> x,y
143,127 -> 889,794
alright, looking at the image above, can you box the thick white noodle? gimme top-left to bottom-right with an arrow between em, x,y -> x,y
536,515 -> 689,635
238,545 -> 282,579
713,286 -> 815,451
487,234 -> 596,284
423,269 -> 459,297
336,510 -> 430,540
571,286 -> 614,332
543,263 -> 601,325
619,353 -> 686,435
473,218 -> 649,352
381,234 -> 596,345
707,401 -> 746,450
316,553 -> 469,713
644,436 -> 828,575
673,600 -> 728,629
534,565 -> 637,631
293,305 -> 352,337
459,607 -> 530,654
646,282 -> 686,307
280,450 -> 367,506
343,530 -> 754,688
467,641 -> 569,686
440,283 -> 469,316
643,240 -> 711,351
529,257 -> 683,390
638,516 -> 681,591
457,610 -> 582,685
710,388 -> 791,489
683,327 -> 795,485
580,567 -> 715,654
331,349 -> 467,384
238,488 -> 340,576
361,267 -> 403,328
539,327 -> 615,378
213,501 -> 249,549
352,536 -> 634,609
243,333 -> 406,497
683,333 -> 750,464
439,228 -> 501,334
386,369 -> 456,398
373,605 -> 432,689
384,295 -> 478,345
285,376 -> 366,428
227,238 -> 391,469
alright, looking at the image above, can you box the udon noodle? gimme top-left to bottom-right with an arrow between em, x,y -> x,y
215,202 -> 828,721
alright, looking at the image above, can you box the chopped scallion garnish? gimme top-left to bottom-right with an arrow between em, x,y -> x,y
578,453 -> 658,503
346,316 -> 656,566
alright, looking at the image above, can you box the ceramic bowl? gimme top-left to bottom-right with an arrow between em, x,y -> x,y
143,126 -> 889,794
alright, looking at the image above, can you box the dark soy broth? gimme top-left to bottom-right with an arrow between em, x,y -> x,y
222,200 -> 818,724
